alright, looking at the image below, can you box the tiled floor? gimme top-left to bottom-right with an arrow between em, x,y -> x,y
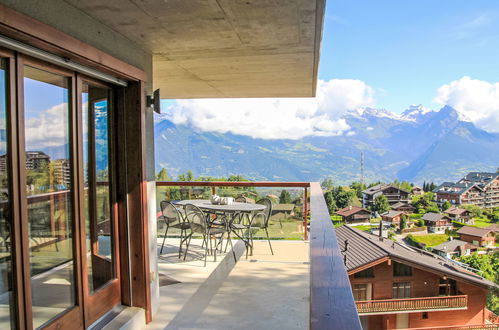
146,238 -> 309,330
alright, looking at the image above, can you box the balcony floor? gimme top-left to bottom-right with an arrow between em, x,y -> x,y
146,238 -> 309,330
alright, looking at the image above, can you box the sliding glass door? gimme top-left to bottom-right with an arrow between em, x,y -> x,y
0,50 -> 124,329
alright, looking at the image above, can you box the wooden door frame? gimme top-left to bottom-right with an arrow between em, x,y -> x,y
0,5 -> 152,326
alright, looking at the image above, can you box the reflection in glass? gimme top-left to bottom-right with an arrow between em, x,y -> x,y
82,83 -> 114,294
24,66 -> 75,328
0,59 -> 15,328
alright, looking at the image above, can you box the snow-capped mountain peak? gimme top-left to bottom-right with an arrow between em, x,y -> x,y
400,104 -> 434,122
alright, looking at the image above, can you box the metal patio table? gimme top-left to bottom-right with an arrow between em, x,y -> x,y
174,199 -> 266,255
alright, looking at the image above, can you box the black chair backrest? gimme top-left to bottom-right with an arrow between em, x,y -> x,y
256,198 -> 272,218
184,204 -> 208,234
160,200 -> 183,225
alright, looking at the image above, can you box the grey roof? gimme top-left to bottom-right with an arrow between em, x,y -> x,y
433,172 -> 498,195
335,225 -> 496,289
381,210 -> 403,218
422,212 -> 450,223
433,239 -> 470,252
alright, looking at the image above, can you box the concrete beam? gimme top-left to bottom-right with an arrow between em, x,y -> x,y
64,0 -> 325,98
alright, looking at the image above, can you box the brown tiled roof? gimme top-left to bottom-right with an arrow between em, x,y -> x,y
444,207 -> 468,216
336,205 -> 370,217
487,223 -> 499,232
457,226 -> 493,238
335,225 -> 496,289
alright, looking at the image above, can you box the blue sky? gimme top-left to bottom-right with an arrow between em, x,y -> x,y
321,0 -> 499,113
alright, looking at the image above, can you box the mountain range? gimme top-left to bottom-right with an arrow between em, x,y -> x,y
154,105 -> 499,185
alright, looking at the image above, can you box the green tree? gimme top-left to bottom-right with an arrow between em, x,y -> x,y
461,204 -> 485,218
156,168 -> 171,181
332,186 -> 356,209
400,215 -> 407,231
321,178 -> 334,191
374,194 -> 390,214
324,190 -> 337,214
442,200 -> 452,212
279,190 -> 292,204
350,181 -> 366,199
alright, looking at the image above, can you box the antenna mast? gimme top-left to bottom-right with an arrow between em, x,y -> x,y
360,151 -> 364,186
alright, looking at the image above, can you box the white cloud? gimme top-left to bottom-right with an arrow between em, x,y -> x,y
163,79 -> 375,140
25,103 -> 69,149
434,76 -> 499,133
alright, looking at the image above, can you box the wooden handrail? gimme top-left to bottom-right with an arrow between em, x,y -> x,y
156,181 -> 310,188
309,182 -> 361,329
356,295 -> 468,314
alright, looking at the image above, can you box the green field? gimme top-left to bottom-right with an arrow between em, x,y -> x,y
351,224 -> 375,232
408,234 -> 449,247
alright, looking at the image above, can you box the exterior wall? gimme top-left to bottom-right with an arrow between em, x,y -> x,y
436,192 -> 460,205
345,211 -> 371,223
382,215 -> 401,226
350,261 -> 489,329
459,233 -> 496,247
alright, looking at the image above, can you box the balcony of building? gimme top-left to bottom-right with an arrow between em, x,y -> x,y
356,295 -> 468,316
147,181 -> 362,329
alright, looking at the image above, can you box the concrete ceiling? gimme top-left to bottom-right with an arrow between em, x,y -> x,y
64,0 -> 325,98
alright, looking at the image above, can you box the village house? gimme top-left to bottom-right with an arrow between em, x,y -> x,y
422,213 -> 452,233
457,226 -> 496,248
391,201 -> 416,215
380,210 -> 404,228
434,172 -> 499,208
445,206 -> 474,224
362,184 -> 411,208
432,239 -> 477,259
411,186 -> 424,196
336,206 -> 371,224
336,225 -> 497,330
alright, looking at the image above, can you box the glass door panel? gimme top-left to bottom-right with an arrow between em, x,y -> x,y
23,65 -> 76,328
82,83 -> 114,294
0,58 -> 15,329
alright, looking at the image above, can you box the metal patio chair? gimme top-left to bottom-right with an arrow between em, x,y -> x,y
183,203 -> 235,266
159,200 -> 190,258
248,198 -> 274,255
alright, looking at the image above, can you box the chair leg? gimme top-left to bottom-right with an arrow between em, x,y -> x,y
265,228 -> 274,255
224,231 -> 231,253
228,235 -> 236,262
178,228 -> 184,259
183,233 -> 192,261
160,223 -> 169,255
204,232 -> 209,267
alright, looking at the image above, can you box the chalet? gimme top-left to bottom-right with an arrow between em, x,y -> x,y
380,210 -> 404,228
432,239 -> 477,259
391,201 -> 415,214
411,186 -> 424,196
271,204 -> 295,219
434,172 -> 499,208
457,226 -> 496,248
337,225 -> 496,330
336,206 -> 371,224
444,207 -> 473,224
362,184 -> 411,208
422,213 -> 452,233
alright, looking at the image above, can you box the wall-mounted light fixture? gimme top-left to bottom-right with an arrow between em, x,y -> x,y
147,89 -> 161,114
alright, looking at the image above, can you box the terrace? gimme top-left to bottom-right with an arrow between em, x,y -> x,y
149,181 -> 362,329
